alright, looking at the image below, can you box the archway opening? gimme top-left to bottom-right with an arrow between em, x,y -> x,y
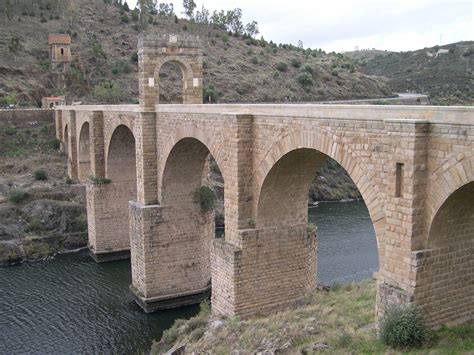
102,125 -> 137,252
159,61 -> 184,104
107,125 -> 136,183
78,122 -> 91,181
418,181 -> 474,327
257,148 -> 378,286
160,137 -> 225,295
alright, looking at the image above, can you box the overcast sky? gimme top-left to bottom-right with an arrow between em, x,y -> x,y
127,0 -> 473,52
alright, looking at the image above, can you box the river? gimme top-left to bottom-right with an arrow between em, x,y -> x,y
0,201 -> 377,353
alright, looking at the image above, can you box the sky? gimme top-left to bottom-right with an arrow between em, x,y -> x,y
127,0 -> 473,52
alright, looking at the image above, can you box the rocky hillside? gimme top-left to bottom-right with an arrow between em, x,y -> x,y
0,0 -> 391,106
347,42 -> 474,105
0,122 -> 87,266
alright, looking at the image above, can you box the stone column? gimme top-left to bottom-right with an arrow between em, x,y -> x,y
376,119 -> 430,320
67,110 -> 78,180
55,110 -> 63,143
90,111 -> 105,179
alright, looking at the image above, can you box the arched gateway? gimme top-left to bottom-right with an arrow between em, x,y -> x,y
54,33 -> 473,328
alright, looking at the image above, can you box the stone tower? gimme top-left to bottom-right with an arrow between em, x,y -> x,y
138,33 -> 203,109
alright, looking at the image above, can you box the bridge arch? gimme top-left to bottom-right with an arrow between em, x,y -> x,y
255,130 -> 386,245
415,151 -> 474,327
78,122 -> 91,181
157,136 -> 225,297
106,125 -> 136,182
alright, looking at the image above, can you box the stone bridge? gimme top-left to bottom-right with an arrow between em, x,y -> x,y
54,34 -> 473,328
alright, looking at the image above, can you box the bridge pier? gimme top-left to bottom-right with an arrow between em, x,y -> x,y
211,225 -> 317,317
129,201 -> 213,312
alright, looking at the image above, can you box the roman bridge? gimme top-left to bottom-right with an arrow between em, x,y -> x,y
54,34 -> 473,328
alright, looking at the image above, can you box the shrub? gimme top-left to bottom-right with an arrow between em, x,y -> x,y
49,138 -> 61,150
92,81 -> 124,103
297,72 -> 314,87
65,176 -> 73,185
380,304 -> 431,349
203,84 -> 219,103
121,14 -> 129,23
111,60 -> 132,75
276,62 -> 288,72
8,189 -> 28,204
131,51 -> 138,62
90,176 -> 112,185
193,186 -> 216,212
250,56 -> 258,64
306,223 -> 316,236
34,170 -> 47,181
290,58 -> 301,68
302,64 -> 313,74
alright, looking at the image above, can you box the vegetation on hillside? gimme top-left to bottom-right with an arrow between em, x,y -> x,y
0,0 -> 390,106
347,42 -> 474,105
151,280 -> 474,354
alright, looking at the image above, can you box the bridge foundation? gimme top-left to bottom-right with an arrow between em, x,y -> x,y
211,225 -> 317,317
129,200 -> 213,312
86,181 -> 134,261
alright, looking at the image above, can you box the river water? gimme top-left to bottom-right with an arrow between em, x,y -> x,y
0,201 -> 377,353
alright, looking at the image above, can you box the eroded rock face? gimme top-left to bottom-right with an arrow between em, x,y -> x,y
0,205 -> 26,241
20,199 -> 86,234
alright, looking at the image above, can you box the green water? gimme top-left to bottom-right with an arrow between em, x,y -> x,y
0,201 -> 377,353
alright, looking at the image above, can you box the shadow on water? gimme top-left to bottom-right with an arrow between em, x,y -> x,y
0,200 -> 378,353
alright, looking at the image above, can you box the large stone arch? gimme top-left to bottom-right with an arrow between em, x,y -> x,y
158,126 -> 227,202
424,149 -> 474,243
255,130 -> 386,246
413,150 -> 474,327
78,122 -> 91,181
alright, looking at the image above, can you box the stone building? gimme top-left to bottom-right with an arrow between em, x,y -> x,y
42,96 -> 66,109
48,34 -> 72,65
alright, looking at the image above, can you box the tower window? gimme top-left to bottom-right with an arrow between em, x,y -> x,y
395,163 -> 404,197
61,48 -> 64,55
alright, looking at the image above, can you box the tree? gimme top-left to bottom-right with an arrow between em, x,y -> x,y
157,2 -> 174,16
245,21 -> 259,38
182,0 -> 196,20
5,0 -> 13,21
122,0 -> 130,11
297,40 -> 304,49
93,81 -> 124,103
226,8 -> 244,35
195,4 -> 209,24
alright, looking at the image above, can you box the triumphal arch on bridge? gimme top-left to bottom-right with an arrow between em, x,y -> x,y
55,33 -> 473,328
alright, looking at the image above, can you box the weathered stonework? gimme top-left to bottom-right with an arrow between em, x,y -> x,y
53,33 -> 474,329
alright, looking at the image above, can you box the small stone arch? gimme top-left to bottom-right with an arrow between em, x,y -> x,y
255,130 -> 386,246
78,122 -> 91,181
106,125 -> 136,182
154,57 -> 194,105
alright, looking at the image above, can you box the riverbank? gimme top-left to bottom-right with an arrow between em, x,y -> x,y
152,280 -> 474,354
0,122 -> 88,266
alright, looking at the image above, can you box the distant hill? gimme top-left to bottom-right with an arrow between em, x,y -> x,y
347,42 -> 474,105
0,0 -> 391,106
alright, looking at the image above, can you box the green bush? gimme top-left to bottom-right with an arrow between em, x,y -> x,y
131,52 -> 138,62
297,72 -> 313,87
380,304 -> 431,349
8,189 -> 28,204
34,170 -> 47,181
90,176 -> 112,185
275,62 -> 288,72
121,14 -> 129,23
92,81 -> 124,104
302,64 -> 313,75
65,176 -> 73,185
49,138 -> 60,150
193,186 -> 216,212
203,84 -> 219,103
290,58 -> 301,68
250,56 -> 258,64
111,60 -> 132,75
